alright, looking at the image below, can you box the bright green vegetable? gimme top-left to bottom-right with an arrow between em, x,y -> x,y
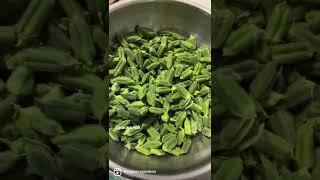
109,28 -> 211,156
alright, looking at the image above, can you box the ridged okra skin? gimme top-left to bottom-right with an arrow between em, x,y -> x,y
69,15 -> 96,66
16,0 -> 55,47
109,27 -> 211,156
6,47 -> 80,72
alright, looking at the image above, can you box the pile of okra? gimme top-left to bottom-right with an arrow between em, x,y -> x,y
109,27 -> 211,156
0,0 -> 107,179
213,0 -> 320,179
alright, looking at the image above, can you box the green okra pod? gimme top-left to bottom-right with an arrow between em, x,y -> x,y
92,25 -> 108,53
141,140 -> 162,149
175,111 -> 187,127
223,24 -> 263,56
259,154 -> 281,180
228,118 -> 256,149
269,110 -> 296,146
174,63 -> 184,77
6,47 -> 79,72
271,42 -> 314,64
6,66 -> 34,96
175,84 -> 191,100
16,0 -> 55,47
149,107 -> 164,115
254,130 -> 293,160
295,122 -> 315,170
180,68 -> 193,80
162,136 -> 177,152
111,76 -> 134,85
150,148 -> 165,156
37,97 -> 89,124
161,133 -> 176,143
135,146 -> 151,155
212,9 -> 235,49
47,23 -> 72,51
177,129 -> 185,146
277,79 -> 315,109
289,22 -> 320,54
146,88 -> 156,107
213,157 -> 243,180
156,87 -> 171,94
84,0 -> 106,24
166,53 -> 173,69
215,72 -> 256,119
237,123 -> 265,151
250,62 -> 278,99
181,138 -> 191,153
58,0 -> 84,18
266,2 -> 292,43
69,16 -> 96,66
157,36 -> 168,57
184,118 -> 192,135
147,127 -> 160,140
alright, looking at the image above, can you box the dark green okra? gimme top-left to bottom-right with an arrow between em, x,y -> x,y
215,72 -> 256,119
6,66 -> 34,96
6,47 -> 80,72
277,79 -> 315,109
269,110 -> 296,146
69,16 -> 96,66
37,97 -> 90,124
250,62 -> 278,99
16,0 -> 55,47
253,130 -> 293,160
295,122 -> 315,170
213,157 -> 243,180
289,22 -> 320,54
58,0 -> 84,19
47,23 -> 72,51
223,24 -> 263,56
266,2 -> 292,43
92,25 -> 108,53
271,42 -> 314,64
212,9 -> 235,49
85,0 -> 105,24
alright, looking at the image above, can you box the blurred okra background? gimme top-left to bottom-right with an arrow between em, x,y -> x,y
213,0 -> 320,180
0,0 -> 107,179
